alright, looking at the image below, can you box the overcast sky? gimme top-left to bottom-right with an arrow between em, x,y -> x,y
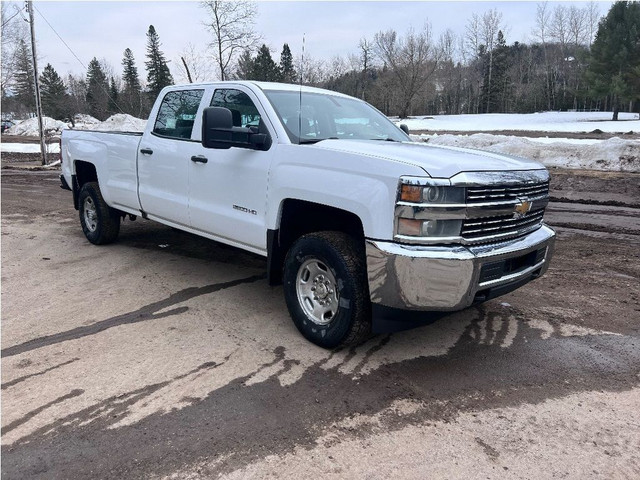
11,0 -> 613,83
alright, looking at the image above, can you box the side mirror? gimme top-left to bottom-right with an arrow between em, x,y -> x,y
400,124 -> 410,135
201,107 -> 270,151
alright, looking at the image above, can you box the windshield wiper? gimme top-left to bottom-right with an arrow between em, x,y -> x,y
370,137 -> 399,142
299,137 -> 339,145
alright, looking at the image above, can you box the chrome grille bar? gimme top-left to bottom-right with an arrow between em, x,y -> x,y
467,182 -> 549,203
462,209 -> 545,240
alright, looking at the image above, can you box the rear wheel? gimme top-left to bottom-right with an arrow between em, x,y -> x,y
283,231 -> 371,348
78,182 -> 120,245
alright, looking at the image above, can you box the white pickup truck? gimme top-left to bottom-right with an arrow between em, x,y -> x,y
60,81 -> 555,348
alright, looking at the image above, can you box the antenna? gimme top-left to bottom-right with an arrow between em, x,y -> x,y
299,33 -> 305,145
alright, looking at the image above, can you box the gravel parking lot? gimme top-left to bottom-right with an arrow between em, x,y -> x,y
2,168 -> 639,479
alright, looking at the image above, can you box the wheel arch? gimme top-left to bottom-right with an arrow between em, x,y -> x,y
72,160 -> 98,210
267,199 -> 365,285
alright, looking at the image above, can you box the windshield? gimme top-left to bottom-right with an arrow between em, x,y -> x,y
262,90 -> 410,144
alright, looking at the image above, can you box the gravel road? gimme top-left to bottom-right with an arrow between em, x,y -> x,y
1,168 -> 639,479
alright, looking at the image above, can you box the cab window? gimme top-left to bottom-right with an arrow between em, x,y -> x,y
211,89 -> 262,129
153,89 -> 204,139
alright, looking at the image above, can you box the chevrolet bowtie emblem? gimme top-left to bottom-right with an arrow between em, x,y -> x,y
514,198 -> 532,219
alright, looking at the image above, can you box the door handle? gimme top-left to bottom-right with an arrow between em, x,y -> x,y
191,155 -> 208,164
140,148 -> 153,155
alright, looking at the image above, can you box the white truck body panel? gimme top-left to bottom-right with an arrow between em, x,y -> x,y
60,81 -> 556,324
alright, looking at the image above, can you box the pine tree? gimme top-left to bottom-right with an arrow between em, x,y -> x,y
279,43 -> 296,83
481,30 -> 510,113
108,77 -> 119,115
145,25 -> 174,99
235,49 -> 256,80
122,48 -> 141,92
587,1 -> 640,120
14,38 -> 35,112
121,48 -> 142,116
252,44 -> 281,82
85,57 -> 110,120
39,63 -> 67,119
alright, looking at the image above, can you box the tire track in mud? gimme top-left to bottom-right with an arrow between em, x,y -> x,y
1,274 -> 266,358
2,316 -> 639,479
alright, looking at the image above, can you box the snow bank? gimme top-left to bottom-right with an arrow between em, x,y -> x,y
72,114 -> 101,130
396,111 -> 640,134
6,117 -> 67,136
5,113 -> 146,135
92,114 -> 146,132
412,133 -> 640,172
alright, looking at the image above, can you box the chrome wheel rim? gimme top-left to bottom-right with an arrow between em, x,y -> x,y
296,258 -> 339,326
83,196 -> 98,232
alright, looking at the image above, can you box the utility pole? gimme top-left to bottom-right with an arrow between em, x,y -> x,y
26,0 -> 47,166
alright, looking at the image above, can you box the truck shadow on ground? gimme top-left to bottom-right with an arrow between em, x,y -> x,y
3,306 -> 639,479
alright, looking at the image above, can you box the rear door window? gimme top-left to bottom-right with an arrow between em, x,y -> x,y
153,89 -> 204,139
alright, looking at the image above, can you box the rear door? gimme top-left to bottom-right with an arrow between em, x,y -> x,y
188,86 -> 276,252
137,88 -> 204,226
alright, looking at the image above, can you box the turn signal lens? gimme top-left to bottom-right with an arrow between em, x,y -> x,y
397,218 -> 423,236
400,185 -> 422,203
397,218 -> 463,238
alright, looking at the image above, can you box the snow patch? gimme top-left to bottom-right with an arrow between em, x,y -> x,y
91,114 -> 146,132
1,143 -> 61,154
412,133 -> 640,172
396,111 -> 640,133
5,113 -> 146,136
6,117 -> 67,136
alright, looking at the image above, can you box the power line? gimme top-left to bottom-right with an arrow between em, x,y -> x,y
32,4 -> 127,116
32,4 -> 86,71
1,7 -> 25,29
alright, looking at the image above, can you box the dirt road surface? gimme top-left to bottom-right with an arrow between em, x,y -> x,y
2,168 -> 639,479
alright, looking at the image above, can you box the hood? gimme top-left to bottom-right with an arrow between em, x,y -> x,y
310,139 -> 545,178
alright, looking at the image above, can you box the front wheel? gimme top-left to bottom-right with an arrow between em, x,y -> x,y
78,182 -> 120,245
283,231 -> 371,348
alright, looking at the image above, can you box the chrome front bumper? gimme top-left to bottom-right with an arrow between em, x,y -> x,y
366,225 -> 556,311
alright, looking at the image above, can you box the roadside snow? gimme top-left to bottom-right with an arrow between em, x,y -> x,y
91,114 -> 146,132
396,111 -> 640,133
1,143 -> 61,154
72,114 -> 101,130
5,113 -> 146,135
6,117 -> 67,136
412,133 -> 640,172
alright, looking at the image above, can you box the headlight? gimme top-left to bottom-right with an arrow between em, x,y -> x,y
399,184 -> 465,204
397,218 -> 462,237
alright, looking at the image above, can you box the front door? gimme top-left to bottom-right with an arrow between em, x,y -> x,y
188,87 -> 276,252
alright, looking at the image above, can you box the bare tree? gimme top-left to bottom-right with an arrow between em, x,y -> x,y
374,25 -> 440,118
586,1 -> 600,47
550,5 -> 569,48
296,54 -> 326,86
200,0 -> 259,81
358,37 -> 374,100
1,2 -> 28,98
465,13 -> 482,58
567,5 -> 588,47
175,43 -> 214,83
533,2 -> 551,44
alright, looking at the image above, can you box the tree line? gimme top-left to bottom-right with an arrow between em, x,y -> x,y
1,1 -> 638,123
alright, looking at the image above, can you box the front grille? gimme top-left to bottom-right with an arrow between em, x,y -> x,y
479,247 -> 547,283
462,209 -> 545,241
466,182 -> 549,204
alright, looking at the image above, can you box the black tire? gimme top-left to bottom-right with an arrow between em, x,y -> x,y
283,231 -> 371,349
78,182 -> 120,245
